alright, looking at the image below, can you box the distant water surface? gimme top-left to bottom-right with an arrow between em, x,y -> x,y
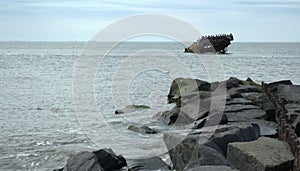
1,42 -> 300,170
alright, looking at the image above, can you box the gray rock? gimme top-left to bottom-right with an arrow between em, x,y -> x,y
63,148 -> 127,171
126,157 -> 171,171
193,113 -> 228,129
226,77 -> 244,90
64,151 -> 104,171
267,80 -> 293,93
251,119 -> 278,137
226,98 -> 254,105
186,166 -> 238,171
128,125 -> 157,134
225,108 -> 266,122
157,107 -> 194,125
167,143 -> 229,171
210,123 -> 260,155
115,105 -> 150,114
242,93 -> 276,121
277,85 -> 300,103
227,137 -> 294,171
93,149 -> 127,171
168,78 -> 211,105
228,85 -> 262,95
225,104 -> 261,112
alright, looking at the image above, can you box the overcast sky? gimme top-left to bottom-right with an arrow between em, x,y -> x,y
0,0 -> 299,42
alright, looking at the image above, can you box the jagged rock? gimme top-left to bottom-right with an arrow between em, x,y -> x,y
226,98 -> 254,105
186,166 -> 238,171
245,77 -> 261,88
227,137 -> 294,171
63,149 -> 126,171
226,77 -> 244,90
128,125 -> 157,134
277,85 -> 300,103
225,104 -> 261,112
93,149 -> 126,171
163,123 -> 260,170
115,105 -> 150,114
168,78 -> 211,105
225,108 -> 266,122
64,151 -> 103,171
158,94 -> 214,125
209,123 -> 260,155
251,119 -> 278,137
167,142 -> 228,170
126,157 -> 171,171
193,113 -> 228,129
157,107 -> 194,125
242,93 -> 276,121
228,85 -> 262,95
267,80 -> 293,93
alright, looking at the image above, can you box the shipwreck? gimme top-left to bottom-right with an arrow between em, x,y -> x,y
185,33 -> 234,54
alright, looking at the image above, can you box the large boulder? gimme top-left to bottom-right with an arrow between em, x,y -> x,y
168,78 -> 211,105
63,149 -> 126,171
164,123 -> 260,170
209,123 -> 260,155
267,80 -> 293,93
64,151 -> 103,171
126,157 -> 171,171
227,137 -> 294,171
167,142 -> 228,170
277,85 -> 300,103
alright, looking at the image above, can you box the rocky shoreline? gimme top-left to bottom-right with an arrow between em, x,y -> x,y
54,77 -> 300,171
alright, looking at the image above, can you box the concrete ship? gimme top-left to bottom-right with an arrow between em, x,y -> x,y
185,33 -> 234,54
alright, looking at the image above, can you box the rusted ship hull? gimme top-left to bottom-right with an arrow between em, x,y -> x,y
185,33 -> 234,54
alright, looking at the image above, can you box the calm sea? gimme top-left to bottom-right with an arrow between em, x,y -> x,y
1,42 -> 300,170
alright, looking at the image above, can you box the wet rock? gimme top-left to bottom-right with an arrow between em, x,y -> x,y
94,149 -> 127,171
64,151 -> 103,171
251,119 -> 278,137
126,157 -> 171,171
128,125 -> 157,134
115,105 -> 150,114
63,149 -> 126,171
227,137 -> 294,171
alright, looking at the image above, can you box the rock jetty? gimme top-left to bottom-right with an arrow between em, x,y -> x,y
54,77 -> 300,171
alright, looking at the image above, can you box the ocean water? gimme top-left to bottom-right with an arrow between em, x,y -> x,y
1,42 -> 300,170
